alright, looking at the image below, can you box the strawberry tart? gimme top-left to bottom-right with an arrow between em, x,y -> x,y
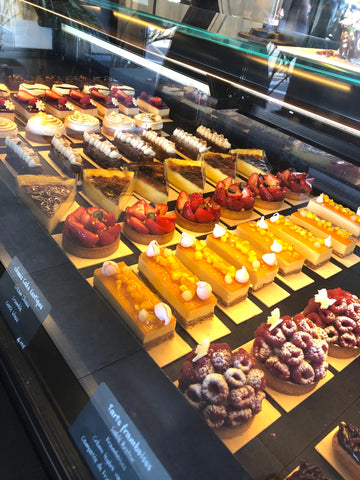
175,191 -> 221,233
213,177 -> 255,220
276,169 -> 314,201
178,339 -> 266,429
123,199 -> 176,245
62,206 -> 121,259
247,172 -> 288,210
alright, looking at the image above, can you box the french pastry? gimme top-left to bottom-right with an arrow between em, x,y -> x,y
253,308 -> 329,395
206,224 -> 278,291
267,213 -> 333,268
247,172 -> 288,210
176,233 -> 250,305
291,209 -> 357,257
276,169 -> 313,200
5,135 -> 42,173
52,83 -> 79,96
213,177 -> 255,219
82,169 -> 134,220
285,461 -> 329,479
175,190 -> 220,232
113,131 -> 155,163
94,261 -> 176,347
87,86 -> 118,118
64,111 -> 100,139
303,288 -> 360,358
83,83 -> 110,97
141,130 -> 176,161
16,175 -> 77,233
123,199 -> 176,245
138,241 -> 217,328
201,152 -> 237,183
307,193 -> 360,238
232,149 -> 271,177
49,134 -> 83,179
178,339 -> 266,429
83,130 -> 123,169
65,88 -> 97,116
332,421 -> 360,478
134,112 -> 163,131
196,126 -> 231,153
165,158 -> 204,194
236,217 -> 305,276
18,83 -> 49,97
25,112 -> 65,144
43,89 -> 74,119
62,206 -> 121,259
137,91 -> 170,117
0,97 -> 15,120
11,90 -> 45,121
65,76 -> 88,91
112,88 -> 139,116
0,119 -> 18,146
101,111 -> 135,137
126,163 -> 168,204
171,128 -> 209,160
110,84 -> 135,97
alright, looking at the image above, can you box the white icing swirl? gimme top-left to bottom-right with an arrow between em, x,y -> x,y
103,111 -> 135,131
196,281 -> 212,300
154,302 -> 172,325
83,130 -> 121,160
316,193 -> 324,204
52,134 -> 82,166
146,240 -> 160,257
65,111 -> 100,132
270,239 -> 282,253
235,266 -> 250,283
101,261 -> 119,276
27,112 -> 64,136
256,216 -> 268,229
262,252 -> 277,266
180,232 -> 196,247
270,213 -> 280,223
325,235 -> 332,247
213,223 -> 226,238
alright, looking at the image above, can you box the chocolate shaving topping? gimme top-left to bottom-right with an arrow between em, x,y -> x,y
21,184 -> 72,217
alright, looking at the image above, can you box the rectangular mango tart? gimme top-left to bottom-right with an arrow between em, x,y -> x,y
266,213 -> 333,267
306,194 -> 360,238
206,226 -> 278,291
138,242 -> 217,328
236,219 -> 305,275
291,209 -> 357,257
175,235 -> 250,306
94,261 -> 176,347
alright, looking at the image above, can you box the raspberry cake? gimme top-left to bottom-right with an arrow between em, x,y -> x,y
43,89 -> 74,119
113,131 -> 155,163
5,135 -> 42,173
196,126 -> 231,153
137,91 -> 169,117
62,206 -> 121,258
303,288 -> 360,358
206,224 -> 278,291
171,128 -> 209,160
176,233 -> 250,305
213,177 -> 255,220
247,172 -> 288,210
253,309 -> 329,395
0,97 -> 15,120
25,112 -> 65,144
138,241 -> 216,328
64,111 -> 100,139
178,339 -> 266,429
202,152 -> 237,184
112,89 -> 139,116
49,135 -> 83,179
141,130 -> 176,161
65,88 -> 97,116
165,158 -> 204,194
52,83 -> 79,96
175,191 -> 220,233
123,199 -> 176,245
88,86 -> 118,118
101,112 -> 135,137
332,422 -> 360,478
83,130 -> 123,169
94,261 -> 176,347
82,169 -> 134,220
11,90 -> 45,121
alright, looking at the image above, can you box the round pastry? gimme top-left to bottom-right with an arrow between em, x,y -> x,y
178,339 -> 266,429
247,172 -> 288,210
0,118 -> 18,145
276,169 -> 313,201
101,111 -> 135,137
332,422 -> 360,478
62,206 -> 121,258
123,199 -> 176,245
64,110 -> 100,139
25,112 -> 64,144
134,112 -> 163,130
253,309 -> 329,395
303,288 -> 360,358
213,177 -> 255,219
175,191 -> 220,233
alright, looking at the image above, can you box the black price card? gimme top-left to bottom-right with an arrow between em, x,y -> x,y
70,383 -> 171,480
0,257 -> 51,349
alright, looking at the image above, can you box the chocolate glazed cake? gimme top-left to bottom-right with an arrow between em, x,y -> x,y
49,134 -> 83,178
83,130 -> 123,169
113,131 -> 155,163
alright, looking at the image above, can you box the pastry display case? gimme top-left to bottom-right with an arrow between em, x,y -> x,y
0,1 -> 360,479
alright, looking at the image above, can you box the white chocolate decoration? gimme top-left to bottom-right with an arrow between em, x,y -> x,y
181,290 -> 193,302
4,100 -> 14,111
180,232 -> 196,247
146,240 -> 160,257
316,193 -> 324,203
138,309 -> 148,322
192,337 -> 210,362
270,212 -> 280,223
324,235 -> 332,247
102,261 -> 119,276
257,216 -> 268,229
271,239 -> 282,253
196,281 -> 212,300
267,307 -> 283,330
154,302 -> 172,325
314,288 -> 336,309
213,223 -> 226,238
35,100 -> 45,111
235,266 -> 250,283
262,253 -> 277,266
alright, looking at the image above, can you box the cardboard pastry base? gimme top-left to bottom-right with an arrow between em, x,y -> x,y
220,210 -> 260,229
254,201 -> 292,215
122,223 -> 182,252
219,298 -> 262,325
315,427 -> 355,480
147,333 -> 192,368
307,261 -> 341,279
216,399 -> 281,453
251,282 -> 290,307
184,315 -> 231,343
333,252 -> 360,268
277,271 -> 314,291
327,350 -> 360,372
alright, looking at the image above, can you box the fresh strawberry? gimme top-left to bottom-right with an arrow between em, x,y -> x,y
258,184 -> 275,201
176,191 -> 189,212
211,202 -> 221,220
127,216 -> 149,234
155,216 -> 175,233
154,203 -> 168,216
0,98 -> 5,107
103,211 -> 116,227
150,97 -> 162,107
66,218 -> 99,247
69,88 -> 82,100
90,89 -> 106,101
144,218 -> 167,234
223,177 -> 233,189
263,173 -> 278,187
115,89 -> 127,100
213,186 -> 226,206
126,201 -> 146,221
88,217 -> 107,233
241,186 -> 255,209
123,96 -> 133,105
80,94 -> 91,105
195,207 -> 215,223
140,91 -> 148,99
79,208 -> 92,227
182,201 -> 195,221
268,186 -> 287,201
111,87 -> 119,96
98,224 -> 120,246
58,97 -> 68,106
226,183 -> 242,197
164,212 -> 177,222
225,196 -> 246,210
45,90 -> 61,101
17,90 -> 37,103
247,172 -> 259,187
189,192 -> 204,212
144,201 -> 156,216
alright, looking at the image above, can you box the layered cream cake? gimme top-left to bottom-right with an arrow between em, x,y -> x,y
49,135 -> 83,178
64,111 -> 100,139
171,128 -> 209,160
137,92 -> 170,117
43,89 -> 74,119
206,225 -> 278,291
138,241 -> 217,327
165,158 -> 204,194
0,97 -> 15,120
141,130 -> 176,162
94,261 -> 176,347
236,217 -> 305,275
113,131 -> 155,163
25,112 -> 64,144
5,135 -> 42,173
176,233 -> 250,305
11,91 -> 45,121
83,130 -> 123,169
196,126 -> 231,153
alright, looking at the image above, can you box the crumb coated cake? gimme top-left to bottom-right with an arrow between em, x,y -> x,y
141,129 -> 176,161
94,261 -> 176,347
171,128 -> 209,160
176,233 -> 250,305
83,130 -> 123,169
138,240 -> 216,327
165,158 -> 204,194
196,126 -> 231,153
49,134 -> 83,178
113,131 -> 155,163
6,135 -> 42,174
101,111 -> 135,137
178,339 -> 266,429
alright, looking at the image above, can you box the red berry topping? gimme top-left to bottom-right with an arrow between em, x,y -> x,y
279,342 -> 304,366
290,361 -> 315,384
201,373 -> 229,405
265,356 -> 290,380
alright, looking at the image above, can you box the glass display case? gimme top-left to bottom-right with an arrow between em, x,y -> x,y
0,1 -> 360,479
